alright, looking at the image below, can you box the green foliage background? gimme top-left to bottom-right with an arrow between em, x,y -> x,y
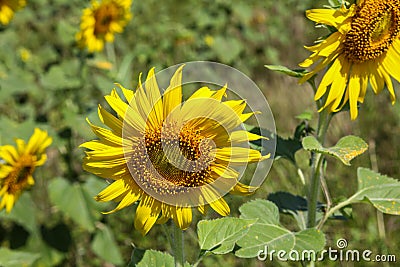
0,0 -> 399,266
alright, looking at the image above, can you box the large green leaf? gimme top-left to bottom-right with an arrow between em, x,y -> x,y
302,135 -> 368,165
352,168 -> 400,215
0,248 -> 40,267
198,217 -> 257,254
239,199 -> 279,225
48,178 -> 97,231
26,233 -> 65,267
135,250 -> 190,267
0,193 -> 38,233
235,224 -> 294,258
235,199 -> 326,258
91,224 -> 123,265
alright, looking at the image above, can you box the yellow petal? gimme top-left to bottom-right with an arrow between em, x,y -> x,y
97,104 -> 123,135
215,147 -> 268,165
105,92 -> 145,132
369,62 -> 385,95
229,130 -> 267,144
380,66 -> 396,104
305,6 -> 353,30
134,195 -> 162,235
0,165 -> 13,178
85,119 -> 124,146
102,186 -> 141,214
172,206 -> 192,230
96,180 -> 126,202
211,164 -> 239,178
163,65 -> 184,116
209,197 -> 230,216
315,56 -> 342,100
115,83 -> 134,103
187,86 -> 214,100
26,128 -> 52,155
0,145 -> 18,165
144,68 -> 164,126
230,182 -> 258,196
5,193 -> 15,213
348,73 -> 361,120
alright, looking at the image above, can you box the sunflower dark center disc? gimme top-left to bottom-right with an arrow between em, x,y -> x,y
343,0 -> 400,63
129,122 -> 215,195
94,2 -> 120,35
6,155 -> 34,194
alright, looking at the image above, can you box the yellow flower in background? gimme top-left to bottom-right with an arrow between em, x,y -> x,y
0,128 -> 52,213
19,47 -> 31,62
0,0 -> 26,25
76,0 -> 132,52
299,0 -> 400,120
81,66 -> 269,235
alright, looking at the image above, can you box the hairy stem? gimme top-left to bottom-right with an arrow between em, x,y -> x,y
172,224 -> 185,267
307,109 -> 332,228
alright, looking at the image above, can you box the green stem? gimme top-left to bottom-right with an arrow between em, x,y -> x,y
307,109 -> 332,228
106,42 -> 117,72
317,195 -> 356,229
172,224 -> 185,267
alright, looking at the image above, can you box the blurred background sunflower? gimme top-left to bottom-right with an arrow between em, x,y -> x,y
0,0 -> 26,25
76,0 -> 132,52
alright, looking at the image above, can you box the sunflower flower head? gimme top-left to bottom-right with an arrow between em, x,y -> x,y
0,128 -> 52,213
0,0 -> 26,25
81,66 -> 270,235
76,0 -> 132,52
299,0 -> 400,120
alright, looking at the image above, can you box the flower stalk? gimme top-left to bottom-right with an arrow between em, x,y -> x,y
172,225 -> 185,267
307,98 -> 332,228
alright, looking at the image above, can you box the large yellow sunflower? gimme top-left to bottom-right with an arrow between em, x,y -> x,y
299,0 -> 400,120
81,66 -> 270,235
76,0 -> 132,52
0,0 -> 26,25
0,128 -> 52,213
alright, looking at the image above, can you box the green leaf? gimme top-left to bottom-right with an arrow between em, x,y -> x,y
239,199 -> 279,225
235,199 -> 326,259
127,247 -> 146,267
0,248 -> 40,267
0,193 -> 38,233
302,135 -> 368,165
91,224 -> 123,265
25,233 -> 65,267
198,217 -> 257,254
275,135 -> 302,164
48,178 -> 96,231
292,229 -> 326,252
265,65 -> 307,78
136,250 -> 190,267
295,110 -> 313,121
235,224 -> 294,258
352,168 -> 400,215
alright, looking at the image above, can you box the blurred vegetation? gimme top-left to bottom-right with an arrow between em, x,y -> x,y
0,0 -> 399,266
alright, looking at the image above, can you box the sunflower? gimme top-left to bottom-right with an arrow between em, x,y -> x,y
0,128 -> 52,213
0,0 -> 26,25
299,0 -> 400,120
81,66 -> 270,235
76,0 -> 132,52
